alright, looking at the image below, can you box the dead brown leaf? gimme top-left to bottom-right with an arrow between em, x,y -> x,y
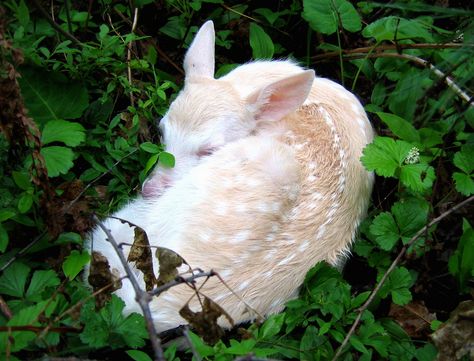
88,251 -> 122,308
127,227 -> 156,291
155,247 -> 185,287
179,296 -> 234,344
389,300 -> 436,338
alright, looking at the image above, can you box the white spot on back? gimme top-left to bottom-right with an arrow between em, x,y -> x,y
277,254 -> 295,266
231,230 -> 251,244
307,175 -> 317,182
298,240 -> 310,252
238,280 -> 250,291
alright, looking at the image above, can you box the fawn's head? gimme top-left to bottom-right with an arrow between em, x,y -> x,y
142,21 -> 315,197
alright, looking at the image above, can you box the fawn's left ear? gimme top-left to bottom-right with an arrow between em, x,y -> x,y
246,70 -> 315,122
183,20 -> 215,80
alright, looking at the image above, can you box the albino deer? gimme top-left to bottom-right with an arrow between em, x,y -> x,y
87,21 -> 374,333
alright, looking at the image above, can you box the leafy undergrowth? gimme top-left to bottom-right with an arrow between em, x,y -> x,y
0,0 -> 473,360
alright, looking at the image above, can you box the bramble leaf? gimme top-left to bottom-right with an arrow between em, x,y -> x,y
370,212 -> 399,251
41,120 -> 86,147
0,262 -> 30,298
453,172 -> 474,196
41,146 -> 75,177
26,270 -> 60,301
361,137 -> 412,177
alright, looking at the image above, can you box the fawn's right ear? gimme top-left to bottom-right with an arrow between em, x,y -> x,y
183,21 -> 215,80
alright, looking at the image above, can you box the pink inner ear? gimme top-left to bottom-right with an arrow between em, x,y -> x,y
197,146 -> 217,158
249,70 -> 315,122
142,175 -> 172,198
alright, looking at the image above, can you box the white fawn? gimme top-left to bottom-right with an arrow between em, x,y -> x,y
87,21 -> 374,333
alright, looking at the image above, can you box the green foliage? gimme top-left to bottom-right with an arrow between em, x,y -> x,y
80,296 -> 148,349
1,0 -> 472,359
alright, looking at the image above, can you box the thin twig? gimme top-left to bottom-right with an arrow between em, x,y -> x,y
324,52 -> 473,107
93,216 -> 165,361
149,271 -> 214,296
331,195 -> 474,361
30,0 -> 82,46
312,42 -> 467,60
114,8 -> 184,75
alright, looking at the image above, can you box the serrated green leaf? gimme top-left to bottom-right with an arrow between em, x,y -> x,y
361,137 -> 412,177
41,146 -> 75,177
415,343 -> 438,361
453,172 -> 474,196
41,120 -> 86,147
26,270 -> 60,301
370,212 -> 399,250
376,112 -> 420,143
400,163 -> 435,192
19,67 -> 89,123
302,0 -> 362,34
159,151 -> 175,168
18,193 -> 33,213
392,198 -> 429,244
0,262 -> 30,297
453,145 -> 474,174
62,250 -> 90,280
386,267 -> 413,305
249,23 -> 274,59
126,350 -> 153,361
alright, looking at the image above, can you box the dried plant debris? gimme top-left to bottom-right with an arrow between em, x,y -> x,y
155,247 -> 186,287
389,301 -> 436,338
127,226 -> 156,291
431,300 -> 474,360
88,251 -> 122,308
180,296 -> 234,344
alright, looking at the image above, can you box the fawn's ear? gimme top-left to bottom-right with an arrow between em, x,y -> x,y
183,21 -> 215,80
246,70 -> 315,122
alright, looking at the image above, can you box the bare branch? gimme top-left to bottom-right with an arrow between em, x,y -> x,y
331,195 -> 474,361
93,216 -> 165,361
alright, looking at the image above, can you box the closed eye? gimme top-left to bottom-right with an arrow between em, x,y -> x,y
197,146 -> 217,158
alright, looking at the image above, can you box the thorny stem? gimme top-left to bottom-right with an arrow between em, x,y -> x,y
331,195 -> 474,361
93,216 -> 165,361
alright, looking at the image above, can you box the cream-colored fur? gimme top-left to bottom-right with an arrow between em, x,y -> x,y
86,21 -> 374,333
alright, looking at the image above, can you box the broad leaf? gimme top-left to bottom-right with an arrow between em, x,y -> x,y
41,146 -> 75,177
302,0 -> 362,34
453,172 -> 474,196
63,250 -> 91,280
249,23 -> 274,59
400,163 -> 435,192
361,137 -> 412,177
26,270 -> 60,301
370,212 -> 399,251
0,262 -> 30,298
376,112 -> 420,143
362,16 -> 434,42
19,67 -> 89,123
41,120 -> 86,147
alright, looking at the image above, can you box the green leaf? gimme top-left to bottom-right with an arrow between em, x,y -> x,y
41,146 -> 75,177
17,0 -> 30,28
302,0 -> 362,35
56,232 -> 83,245
376,112 -> 420,143
41,120 -> 86,147
453,172 -> 474,196
159,151 -> 175,168
361,137 -> 412,177
259,313 -> 285,339
126,350 -> 153,361
18,193 -> 33,213
448,219 -> 474,292
453,145 -> 474,174
62,250 -> 90,280
80,296 -> 148,349
12,171 -> 32,190
19,67 -> 89,123
26,270 -> 60,301
0,262 -> 30,297
415,343 -> 438,361
362,16 -> 434,42
370,212 -> 399,250
382,267 -> 413,305
0,210 -> 16,222
349,335 -> 369,354
392,198 -> 429,244
400,164 -> 435,192
249,23 -> 274,59
140,142 -> 161,154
